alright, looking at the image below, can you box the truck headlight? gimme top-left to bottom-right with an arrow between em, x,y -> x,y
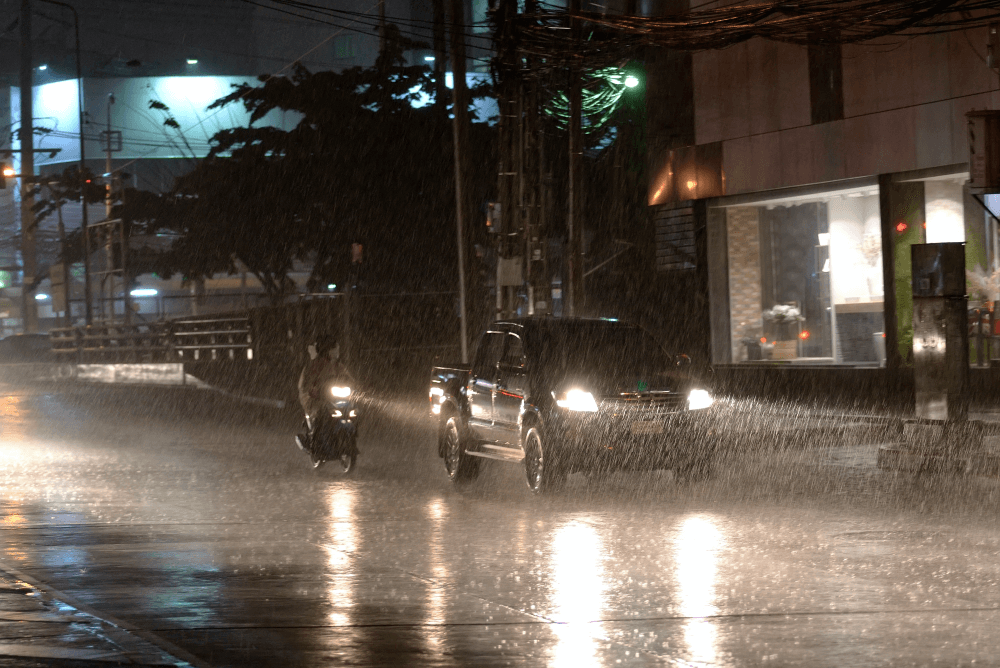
330,386 -> 352,398
687,389 -> 713,411
555,389 -> 599,412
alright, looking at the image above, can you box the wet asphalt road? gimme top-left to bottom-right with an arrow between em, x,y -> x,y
2,378 -> 1000,666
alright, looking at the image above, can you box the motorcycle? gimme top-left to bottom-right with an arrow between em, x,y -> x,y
301,382 -> 359,472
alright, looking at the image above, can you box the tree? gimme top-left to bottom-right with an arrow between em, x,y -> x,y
134,25 -> 496,303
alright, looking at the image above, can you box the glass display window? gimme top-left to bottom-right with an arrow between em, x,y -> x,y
712,182 -> 886,366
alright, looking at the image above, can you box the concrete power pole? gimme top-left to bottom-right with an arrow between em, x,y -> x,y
495,0 -> 520,320
566,0 -> 584,317
19,0 -> 38,333
449,0 -> 470,363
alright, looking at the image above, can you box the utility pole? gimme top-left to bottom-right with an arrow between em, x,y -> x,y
431,0 -> 448,110
523,0 -> 548,316
103,94 -> 114,322
449,0 -> 470,362
495,0 -> 519,320
19,0 -> 38,333
378,0 -> 387,53
37,0 -> 90,325
566,0 -> 583,317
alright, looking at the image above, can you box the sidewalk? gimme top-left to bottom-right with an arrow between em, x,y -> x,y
0,566 -> 192,667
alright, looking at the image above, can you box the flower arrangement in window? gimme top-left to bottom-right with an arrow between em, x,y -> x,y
967,265 -> 1000,308
762,304 -> 805,324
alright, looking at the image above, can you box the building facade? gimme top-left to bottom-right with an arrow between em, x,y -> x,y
647,22 -> 1000,382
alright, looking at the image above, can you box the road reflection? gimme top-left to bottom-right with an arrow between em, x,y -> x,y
550,520 -> 605,667
674,514 -> 724,666
324,487 -> 358,627
0,394 -> 28,443
423,497 -> 447,652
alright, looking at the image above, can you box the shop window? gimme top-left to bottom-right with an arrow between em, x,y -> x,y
717,184 -> 884,365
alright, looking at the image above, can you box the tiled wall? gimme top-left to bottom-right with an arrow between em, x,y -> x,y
726,207 -> 762,361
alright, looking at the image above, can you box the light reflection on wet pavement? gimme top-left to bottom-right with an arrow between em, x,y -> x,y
0,380 -> 999,666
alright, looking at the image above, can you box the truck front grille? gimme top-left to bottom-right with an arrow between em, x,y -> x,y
607,392 -> 686,415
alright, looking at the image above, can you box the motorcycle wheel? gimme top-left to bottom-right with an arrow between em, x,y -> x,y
336,435 -> 358,474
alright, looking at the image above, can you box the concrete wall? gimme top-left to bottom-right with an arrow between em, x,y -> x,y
687,28 -> 1000,196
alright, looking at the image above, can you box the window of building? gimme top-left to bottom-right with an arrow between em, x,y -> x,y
807,41 -> 843,124
713,183 -> 884,366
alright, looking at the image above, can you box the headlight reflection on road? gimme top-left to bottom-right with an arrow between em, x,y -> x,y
424,497 -> 448,650
0,394 -> 28,444
674,514 -> 724,665
324,488 -> 358,627
550,520 -> 605,668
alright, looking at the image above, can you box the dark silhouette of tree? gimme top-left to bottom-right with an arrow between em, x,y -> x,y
130,25 -> 496,303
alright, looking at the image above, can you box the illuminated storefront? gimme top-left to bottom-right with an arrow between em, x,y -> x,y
706,170 -> 995,367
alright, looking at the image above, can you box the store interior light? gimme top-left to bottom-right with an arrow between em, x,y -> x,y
35,293 -> 49,301
38,64 -> 47,71
130,288 -> 158,297
624,75 -> 639,88
424,55 -> 435,61
186,58 -> 198,65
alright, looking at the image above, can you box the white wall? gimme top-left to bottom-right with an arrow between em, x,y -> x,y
827,195 -> 882,304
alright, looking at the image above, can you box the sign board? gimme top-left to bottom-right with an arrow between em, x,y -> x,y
967,110 -> 1000,192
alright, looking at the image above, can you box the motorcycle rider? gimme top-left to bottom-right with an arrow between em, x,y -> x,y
296,334 -> 354,465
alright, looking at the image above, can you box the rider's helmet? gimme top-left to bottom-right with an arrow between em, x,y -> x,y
314,334 -> 338,357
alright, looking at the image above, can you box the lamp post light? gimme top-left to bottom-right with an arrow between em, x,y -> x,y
36,0 -> 91,325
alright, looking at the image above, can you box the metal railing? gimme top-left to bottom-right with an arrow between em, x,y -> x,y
50,316 -> 253,364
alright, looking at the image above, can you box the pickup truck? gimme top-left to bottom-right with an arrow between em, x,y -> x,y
429,317 -> 716,494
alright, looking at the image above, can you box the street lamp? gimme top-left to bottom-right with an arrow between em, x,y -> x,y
36,0 -> 91,325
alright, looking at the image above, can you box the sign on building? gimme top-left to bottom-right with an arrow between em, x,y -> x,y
967,110 -> 1000,192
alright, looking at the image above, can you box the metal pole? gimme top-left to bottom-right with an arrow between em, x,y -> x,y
567,0 -> 583,317
449,0 -> 469,363
104,93 -> 114,322
37,0 -> 90,325
19,0 -> 38,333
55,193 -> 70,327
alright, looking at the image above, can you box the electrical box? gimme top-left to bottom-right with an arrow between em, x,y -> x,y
911,243 -> 968,421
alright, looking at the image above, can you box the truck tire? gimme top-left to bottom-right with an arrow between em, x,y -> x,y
443,416 -> 479,483
523,426 -> 563,494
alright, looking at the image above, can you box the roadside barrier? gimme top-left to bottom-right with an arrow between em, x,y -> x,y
50,317 -> 253,364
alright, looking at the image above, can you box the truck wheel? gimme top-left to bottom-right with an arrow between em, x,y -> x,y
443,416 -> 479,482
523,426 -> 563,494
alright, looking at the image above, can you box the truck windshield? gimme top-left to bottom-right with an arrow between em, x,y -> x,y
531,322 -> 674,387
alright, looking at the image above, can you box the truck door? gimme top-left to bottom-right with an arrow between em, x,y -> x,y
467,331 -> 505,441
494,332 -> 528,446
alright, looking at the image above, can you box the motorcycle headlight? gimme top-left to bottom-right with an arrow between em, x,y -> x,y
330,386 -> 352,398
687,388 -> 714,411
555,389 -> 599,412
